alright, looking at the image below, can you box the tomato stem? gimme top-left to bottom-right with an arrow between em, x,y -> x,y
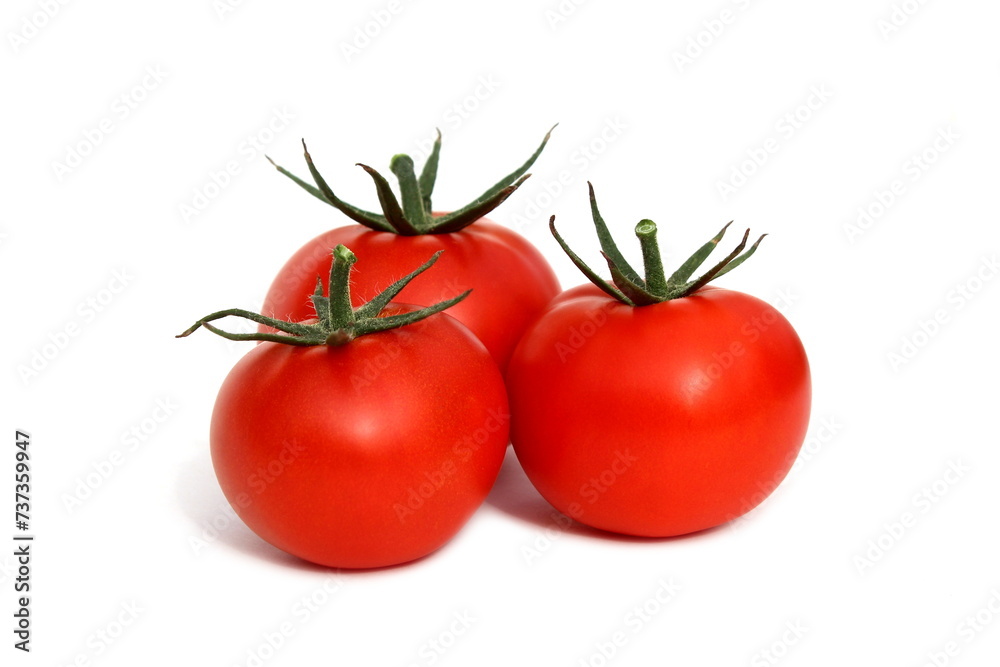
635,220 -> 667,296
327,245 -> 358,331
391,154 -> 430,231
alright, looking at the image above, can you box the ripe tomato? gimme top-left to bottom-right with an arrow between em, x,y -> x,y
506,186 -> 811,537
261,219 -> 558,370
181,245 -> 510,568
210,305 -> 508,568
507,285 -> 810,537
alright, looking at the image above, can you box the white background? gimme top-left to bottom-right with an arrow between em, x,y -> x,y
3,0 -> 999,665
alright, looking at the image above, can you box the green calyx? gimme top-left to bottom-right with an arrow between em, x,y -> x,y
176,245 -> 469,346
550,182 -> 767,306
266,125 -> 557,235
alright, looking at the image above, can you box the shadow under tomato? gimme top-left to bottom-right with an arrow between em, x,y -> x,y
485,451 -> 730,544
174,446 -> 453,576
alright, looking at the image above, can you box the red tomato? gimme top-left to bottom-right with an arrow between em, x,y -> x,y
261,218 -> 559,370
506,284 -> 811,537
211,305 -> 509,568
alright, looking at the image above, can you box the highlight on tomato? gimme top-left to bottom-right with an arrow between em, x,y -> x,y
261,127 -> 561,370
506,183 -> 811,538
178,245 -> 509,569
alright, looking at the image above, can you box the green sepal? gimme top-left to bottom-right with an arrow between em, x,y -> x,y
666,221 -> 731,287
274,141 -> 395,233
418,129 -> 442,213
310,277 -> 328,324
712,233 -> 767,281
199,321 -> 326,346
549,216 -> 633,305
176,308 -> 316,339
433,125 -> 556,232
358,290 -> 471,335
354,250 -> 443,319
587,182 -> 644,288
670,229 -> 749,298
356,163 -> 422,236
431,175 -> 530,234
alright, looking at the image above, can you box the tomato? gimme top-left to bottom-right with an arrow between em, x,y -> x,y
508,285 -> 810,537
212,304 -> 508,568
261,219 -> 558,370
505,186 -> 811,537
181,246 -> 509,568
261,129 -> 561,370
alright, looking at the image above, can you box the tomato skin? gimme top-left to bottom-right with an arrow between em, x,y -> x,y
506,286 -> 811,537
211,306 -> 509,569
261,219 -> 560,371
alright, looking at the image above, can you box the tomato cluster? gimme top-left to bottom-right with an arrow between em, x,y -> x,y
180,130 -> 811,569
